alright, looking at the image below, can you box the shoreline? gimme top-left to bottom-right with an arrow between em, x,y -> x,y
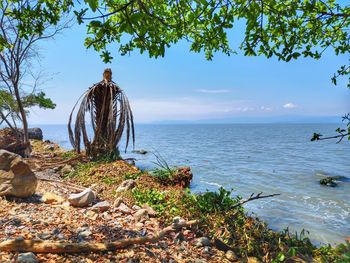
1,138 -> 349,262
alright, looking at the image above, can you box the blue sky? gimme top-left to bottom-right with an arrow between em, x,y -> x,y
27,22 -> 350,124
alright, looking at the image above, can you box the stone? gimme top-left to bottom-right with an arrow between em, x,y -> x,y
0,128 -> 29,156
17,252 -> 38,263
61,164 -> 73,174
37,232 -> 51,240
68,188 -> 96,207
91,201 -> 110,212
113,197 -> 123,207
85,210 -> 98,220
43,144 -> 55,151
132,149 -> 148,155
225,250 -> 238,261
0,150 -> 37,197
247,257 -> 260,263
133,209 -> 149,222
195,237 -> 211,247
132,205 -> 141,210
27,128 -> 43,140
142,203 -> 157,217
203,246 -> 211,253
41,192 -> 65,204
116,179 -> 136,192
117,203 -> 133,214
78,229 -> 92,240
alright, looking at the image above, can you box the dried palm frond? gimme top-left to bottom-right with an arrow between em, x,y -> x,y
68,69 -> 135,158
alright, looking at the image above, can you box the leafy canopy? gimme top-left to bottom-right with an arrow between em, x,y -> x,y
0,90 -> 56,118
3,1 -> 349,69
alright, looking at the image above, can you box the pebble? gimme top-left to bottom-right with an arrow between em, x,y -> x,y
37,232 -> 51,240
17,252 -> 38,263
133,209 -> 149,222
132,205 -> 141,210
117,203 -> 133,214
91,201 -> 110,212
226,250 -> 238,261
203,246 -> 211,253
195,237 -> 211,247
113,197 -> 123,207
116,179 -> 136,192
78,230 -> 92,240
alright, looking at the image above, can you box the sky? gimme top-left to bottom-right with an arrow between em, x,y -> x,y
26,21 -> 350,124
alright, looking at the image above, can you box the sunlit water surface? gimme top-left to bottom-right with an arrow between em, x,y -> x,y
39,123 -> 350,246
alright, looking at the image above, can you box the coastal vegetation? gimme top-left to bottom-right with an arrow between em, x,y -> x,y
1,141 -> 349,262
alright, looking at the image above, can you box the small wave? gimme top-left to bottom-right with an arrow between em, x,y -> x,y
201,181 -> 223,188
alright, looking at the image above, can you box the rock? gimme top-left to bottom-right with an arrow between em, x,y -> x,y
134,209 -> 149,222
132,149 -> 148,155
195,237 -> 211,247
68,188 -> 96,207
41,192 -> 65,204
85,210 -> 98,220
37,232 -> 51,240
247,257 -> 260,263
132,205 -> 141,210
91,201 -> 110,212
226,250 -> 237,261
27,128 -> 43,140
203,246 -> 211,253
116,179 -> 136,192
113,197 -> 123,207
320,177 -> 338,187
61,164 -> 73,174
0,128 -> 29,157
43,144 -> 55,151
78,229 -> 92,240
117,203 -> 133,214
142,203 -> 157,217
17,252 -> 38,263
0,150 -> 37,197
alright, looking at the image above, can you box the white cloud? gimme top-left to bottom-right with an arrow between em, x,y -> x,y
260,106 -> 273,111
130,97 -> 255,122
195,89 -> 230,94
283,103 -> 298,109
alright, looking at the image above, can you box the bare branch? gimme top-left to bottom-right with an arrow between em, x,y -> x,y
231,192 -> 281,209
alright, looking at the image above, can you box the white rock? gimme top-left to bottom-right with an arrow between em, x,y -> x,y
116,179 -> 136,192
68,188 -> 96,207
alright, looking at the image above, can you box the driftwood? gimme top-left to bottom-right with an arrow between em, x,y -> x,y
0,219 -> 197,253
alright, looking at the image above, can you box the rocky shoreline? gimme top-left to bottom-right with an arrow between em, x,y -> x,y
0,138 -> 349,262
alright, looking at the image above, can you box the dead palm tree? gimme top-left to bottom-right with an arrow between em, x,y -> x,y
68,69 -> 135,159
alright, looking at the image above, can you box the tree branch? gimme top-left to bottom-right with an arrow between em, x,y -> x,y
231,192 -> 280,209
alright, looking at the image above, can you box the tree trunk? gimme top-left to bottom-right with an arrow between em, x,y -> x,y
13,85 -> 30,156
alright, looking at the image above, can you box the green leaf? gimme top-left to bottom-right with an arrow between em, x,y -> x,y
85,0 -> 99,12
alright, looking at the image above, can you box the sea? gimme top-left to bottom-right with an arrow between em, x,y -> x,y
38,123 -> 350,246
